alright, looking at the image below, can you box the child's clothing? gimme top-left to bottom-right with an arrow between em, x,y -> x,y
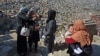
64,31 -> 75,44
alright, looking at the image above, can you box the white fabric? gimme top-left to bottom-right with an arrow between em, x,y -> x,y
42,35 -> 46,39
77,47 -> 83,53
73,47 -> 83,54
20,26 -> 30,36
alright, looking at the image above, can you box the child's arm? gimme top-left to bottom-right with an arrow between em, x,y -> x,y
64,32 -> 71,38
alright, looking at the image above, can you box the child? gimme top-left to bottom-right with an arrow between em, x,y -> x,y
64,24 -> 83,55
64,24 -> 74,44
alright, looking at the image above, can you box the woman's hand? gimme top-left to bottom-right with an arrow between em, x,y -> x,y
34,25 -> 40,30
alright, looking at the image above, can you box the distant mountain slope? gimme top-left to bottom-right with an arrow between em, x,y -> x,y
0,0 -> 100,26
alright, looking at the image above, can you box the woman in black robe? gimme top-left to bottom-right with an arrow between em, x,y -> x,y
27,10 -> 40,52
44,9 -> 57,53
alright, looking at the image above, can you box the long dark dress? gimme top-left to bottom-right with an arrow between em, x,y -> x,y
16,12 -> 28,54
17,26 -> 27,54
28,20 -> 40,52
44,9 -> 57,53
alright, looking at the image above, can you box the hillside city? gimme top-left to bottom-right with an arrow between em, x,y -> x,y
0,0 -> 100,56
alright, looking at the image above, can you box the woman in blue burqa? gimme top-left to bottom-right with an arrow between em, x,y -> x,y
16,7 -> 29,56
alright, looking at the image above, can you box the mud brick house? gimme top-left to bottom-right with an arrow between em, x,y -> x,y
83,19 -> 97,35
91,15 -> 100,36
83,19 -> 97,42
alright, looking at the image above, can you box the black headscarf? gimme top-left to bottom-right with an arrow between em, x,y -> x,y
46,9 -> 56,23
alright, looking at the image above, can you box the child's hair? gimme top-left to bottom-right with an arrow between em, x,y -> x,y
68,24 -> 73,29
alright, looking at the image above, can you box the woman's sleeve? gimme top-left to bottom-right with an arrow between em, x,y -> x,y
71,32 -> 80,42
44,21 -> 54,36
18,13 -> 28,21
